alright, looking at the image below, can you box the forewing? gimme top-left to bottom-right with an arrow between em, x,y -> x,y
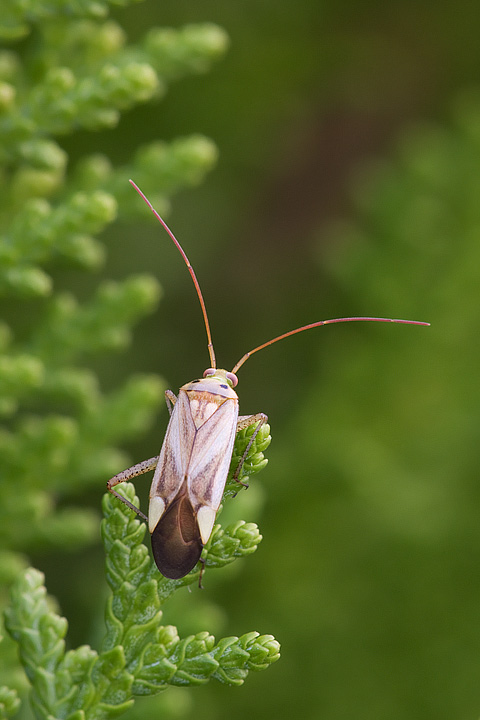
150,390 -> 195,502
187,398 -> 238,511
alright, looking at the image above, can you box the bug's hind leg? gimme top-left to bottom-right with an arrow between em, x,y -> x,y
233,412 -> 268,487
107,456 -> 159,521
107,392 -> 175,521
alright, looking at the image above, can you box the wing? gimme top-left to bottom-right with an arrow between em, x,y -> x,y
187,397 -> 239,512
150,390 -> 195,502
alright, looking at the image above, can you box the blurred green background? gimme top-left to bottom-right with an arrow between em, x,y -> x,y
11,0 -> 480,719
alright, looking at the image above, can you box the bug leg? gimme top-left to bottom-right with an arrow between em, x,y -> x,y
165,389 -> 177,417
198,557 -> 206,589
107,455 -> 159,522
233,412 -> 268,487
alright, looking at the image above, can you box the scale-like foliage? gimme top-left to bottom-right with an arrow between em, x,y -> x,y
5,425 -> 278,720
0,0 -> 227,570
0,2 -> 278,719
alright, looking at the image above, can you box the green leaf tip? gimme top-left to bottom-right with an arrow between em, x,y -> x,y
212,632 -> 281,685
144,23 -> 229,80
0,685 -> 21,720
226,421 -> 271,493
205,520 -> 263,570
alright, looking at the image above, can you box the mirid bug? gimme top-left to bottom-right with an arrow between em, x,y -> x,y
107,180 -> 430,580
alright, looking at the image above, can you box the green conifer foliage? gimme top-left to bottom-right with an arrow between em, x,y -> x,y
0,4 -> 279,718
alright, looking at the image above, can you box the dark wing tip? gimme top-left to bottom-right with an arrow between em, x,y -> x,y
150,492 -> 204,579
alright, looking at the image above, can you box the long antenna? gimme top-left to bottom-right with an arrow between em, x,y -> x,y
231,316 -> 430,374
130,179 -> 216,369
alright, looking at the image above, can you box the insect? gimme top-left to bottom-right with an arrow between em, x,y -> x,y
107,179 -> 430,580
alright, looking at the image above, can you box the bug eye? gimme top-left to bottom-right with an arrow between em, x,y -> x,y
226,372 -> 238,388
203,368 -> 216,378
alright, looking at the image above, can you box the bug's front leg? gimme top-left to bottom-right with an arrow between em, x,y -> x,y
165,389 -> 177,416
107,456 -> 159,521
233,412 -> 268,486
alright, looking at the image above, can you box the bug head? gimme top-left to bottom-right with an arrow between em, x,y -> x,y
203,367 -> 238,388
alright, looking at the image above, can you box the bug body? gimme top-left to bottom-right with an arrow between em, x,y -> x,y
107,180 -> 429,581
108,364 -> 265,579
150,371 -> 239,578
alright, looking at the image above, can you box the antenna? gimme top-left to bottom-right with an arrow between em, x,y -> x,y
130,181 -> 430,378
231,316 -> 430,374
130,179 -> 216,369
